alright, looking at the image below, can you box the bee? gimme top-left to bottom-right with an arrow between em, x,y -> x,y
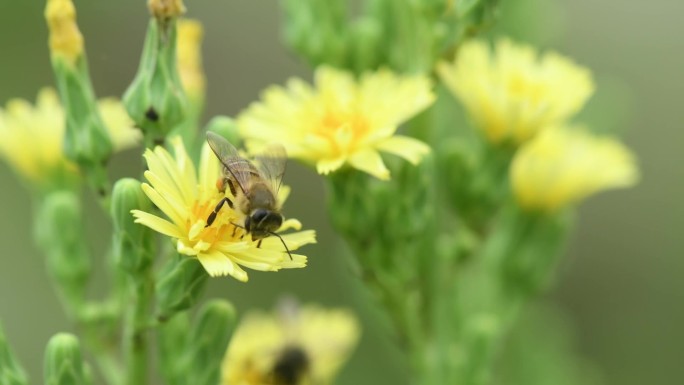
205,132 -> 292,259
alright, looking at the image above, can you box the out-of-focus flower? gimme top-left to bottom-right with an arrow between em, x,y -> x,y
237,66 -> 434,180
177,19 -> 205,103
0,88 -> 139,185
131,137 -> 315,282
438,38 -> 594,145
45,0 -> 83,66
221,302 -> 360,385
510,126 -> 638,212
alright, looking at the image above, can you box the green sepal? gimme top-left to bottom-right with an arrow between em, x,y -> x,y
155,257 -> 208,321
111,178 -> 154,274
0,321 -> 28,385
158,312 -> 191,385
35,192 -> 91,315
124,19 -> 188,143
44,333 -> 89,385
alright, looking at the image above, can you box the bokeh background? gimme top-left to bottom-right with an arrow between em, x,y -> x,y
0,1 -> 682,384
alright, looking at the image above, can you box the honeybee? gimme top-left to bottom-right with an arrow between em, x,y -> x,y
205,132 -> 292,259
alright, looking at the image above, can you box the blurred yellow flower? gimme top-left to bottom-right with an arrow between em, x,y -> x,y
221,302 -> 359,385
45,0 -> 83,65
0,88 -> 139,185
148,0 -> 186,19
510,126 -> 638,212
131,137 -> 315,282
237,66 -> 434,180
438,38 -> 594,145
177,19 -> 205,103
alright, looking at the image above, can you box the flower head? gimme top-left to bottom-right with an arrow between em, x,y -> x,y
45,0 -> 83,65
221,302 -> 360,385
237,66 -> 434,180
131,137 -> 315,282
438,38 -> 594,145
0,88 -> 139,185
148,0 -> 186,19
510,126 -> 638,212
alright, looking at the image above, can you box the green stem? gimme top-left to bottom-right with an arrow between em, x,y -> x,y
123,270 -> 154,385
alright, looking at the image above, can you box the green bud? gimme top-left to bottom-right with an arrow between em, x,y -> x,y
44,333 -> 88,385
205,116 -> 241,147
111,178 -> 153,274
35,192 -> 90,314
0,321 -> 28,385
124,19 -> 188,142
178,300 -> 237,385
156,257 -> 208,321
46,0 -> 113,174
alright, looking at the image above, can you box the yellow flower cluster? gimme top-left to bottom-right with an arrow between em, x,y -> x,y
131,138 -> 316,282
0,88 -> 139,185
438,38 -> 594,145
510,127 -> 638,212
237,66 -> 434,180
222,303 -> 359,385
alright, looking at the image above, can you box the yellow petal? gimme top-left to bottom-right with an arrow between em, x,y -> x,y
131,210 -> 183,239
348,149 -> 390,180
197,250 -> 248,281
376,135 -> 431,165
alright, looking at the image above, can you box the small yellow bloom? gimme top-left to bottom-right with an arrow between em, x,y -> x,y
131,138 -> 315,282
510,126 -> 638,212
438,38 -> 594,145
148,0 -> 186,19
221,302 -> 360,385
237,66 -> 434,180
0,88 -> 139,185
177,19 -> 205,102
45,0 -> 84,66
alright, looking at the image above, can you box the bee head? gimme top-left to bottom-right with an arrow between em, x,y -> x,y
245,208 -> 283,239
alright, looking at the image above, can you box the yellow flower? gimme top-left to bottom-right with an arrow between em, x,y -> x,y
510,126 -> 638,212
0,88 -> 139,185
237,66 -> 434,180
131,137 -> 315,282
45,0 -> 83,65
221,303 -> 360,385
177,19 -> 205,103
438,38 -> 594,145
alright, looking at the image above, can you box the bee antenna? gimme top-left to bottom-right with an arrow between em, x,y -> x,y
269,231 -> 293,261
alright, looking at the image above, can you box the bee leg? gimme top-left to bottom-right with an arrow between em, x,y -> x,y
205,197 -> 232,227
226,179 -> 237,197
257,239 -> 263,248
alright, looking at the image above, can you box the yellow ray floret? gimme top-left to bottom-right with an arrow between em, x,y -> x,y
45,0 -> 84,65
177,19 -> 205,102
221,303 -> 359,385
0,88 -> 139,184
510,126 -> 638,212
131,137 -> 316,282
237,66 -> 434,180
438,38 -> 594,145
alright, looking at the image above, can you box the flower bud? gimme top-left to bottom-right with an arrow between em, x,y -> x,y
45,0 -> 114,189
35,192 -> 90,314
148,0 -> 186,20
112,178 -> 153,274
124,19 -> 188,142
44,333 -> 88,385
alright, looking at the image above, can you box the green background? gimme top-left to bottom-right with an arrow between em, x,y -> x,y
0,1 -> 682,384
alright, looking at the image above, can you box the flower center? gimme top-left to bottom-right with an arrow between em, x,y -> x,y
316,109 -> 370,157
188,196 -> 246,246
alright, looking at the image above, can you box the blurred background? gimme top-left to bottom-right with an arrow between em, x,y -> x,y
0,0 -> 682,384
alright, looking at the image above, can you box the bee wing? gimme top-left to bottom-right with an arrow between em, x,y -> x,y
254,144 -> 287,196
206,132 -> 258,195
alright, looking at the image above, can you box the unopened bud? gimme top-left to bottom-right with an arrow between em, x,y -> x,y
112,178 -> 153,273
44,333 -> 88,385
